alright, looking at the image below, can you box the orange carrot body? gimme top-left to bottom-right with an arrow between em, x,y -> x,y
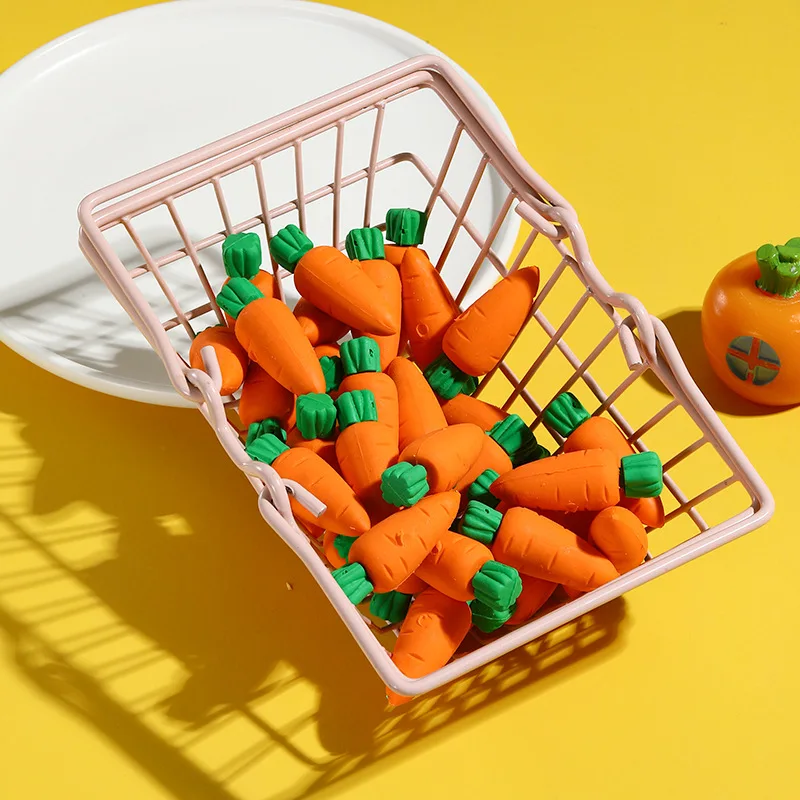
323,530 -> 346,569
349,491 -> 460,593
400,247 -> 459,368
365,497 -> 400,527
440,393 -> 507,430
354,259 -> 403,369
563,416 -> 630,456
314,343 -> 340,359
588,506 -> 648,574
387,587 -> 472,706
287,426 -> 338,471
383,244 -> 407,268
443,266 -> 540,376
506,576 -> 558,625
491,449 -> 620,512
336,419 -> 399,511
397,573 -> 428,595
295,246 -> 398,334
222,270 -> 278,326
493,507 -> 619,591
273,447 -> 370,536
294,297 -> 349,345
339,372 -> 399,436
238,363 -> 295,428
384,244 -> 429,268
455,436 -> 513,493
189,326 -> 248,395
563,416 -> 665,529
235,297 -> 325,395
399,424 -> 485,493
303,522 -> 324,540
538,509 -> 597,539
386,357 -> 447,450
619,495 -> 665,529
415,529 -> 492,602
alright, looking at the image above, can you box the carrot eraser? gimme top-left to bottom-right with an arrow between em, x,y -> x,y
245,417 -> 287,447
333,534 -> 357,562
620,451 -> 663,498
222,232 -> 262,278
470,598 -> 513,633
370,590 -> 413,623
320,355 -> 344,392
269,224 -> 314,272
460,500 -> 502,546
340,336 -> 381,376
423,353 -> 478,400
487,414 -> 539,466
543,392 -> 590,438
532,443 -> 551,460
468,469 -> 501,508
296,392 -> 337,439
386,208 -> 427,246
345,227 -> 386,261
381,462 -> 429,507
471,562 -> 521,613
332,562 -> 373,604
335,389 -> 378,429
217,276 -> 264,319
245,432 -> 290,465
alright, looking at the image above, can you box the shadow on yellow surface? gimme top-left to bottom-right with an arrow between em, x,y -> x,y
645,309 -> 779,417
0,344 -> 627,800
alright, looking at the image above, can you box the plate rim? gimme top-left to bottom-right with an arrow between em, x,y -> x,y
0,0 -> 518,407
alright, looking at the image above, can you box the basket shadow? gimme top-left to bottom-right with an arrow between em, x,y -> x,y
646,309 -> 778,417
0,344 -> 628,800
0,241 -> 205,392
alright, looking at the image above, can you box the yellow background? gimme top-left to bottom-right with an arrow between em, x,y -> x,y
2,1 -> 799,798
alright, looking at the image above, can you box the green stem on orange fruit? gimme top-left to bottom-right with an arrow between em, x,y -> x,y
756,242 -> 800,298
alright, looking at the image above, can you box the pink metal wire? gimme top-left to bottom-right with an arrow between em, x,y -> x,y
77,55 -> 774,699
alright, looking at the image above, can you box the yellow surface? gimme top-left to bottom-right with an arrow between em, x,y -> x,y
2,1 -> 799,798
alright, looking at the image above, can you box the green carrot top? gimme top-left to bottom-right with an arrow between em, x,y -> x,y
332,562 -> 373,604
386,208 -> 427,247
333,534 -> 357,562
470,599 -> 514,633
460,500 -> 503,545
245,432 -> 290,466
370,590 -> 412,624
336,389 -> 378,429
381,462 -> 429,507
423,352 -> 478,400
468,468 -> 501,508
222,232 -> 262,279
471,562 -> 522,612
487,414 -> 540,466
319,354 -> 344,393
340,337 -> 380,376
543,392 -> 591,438
295,393 -> 337,440
345,227 -> 385,261
620,451 -> 663,498
269,224 -> 314,272
756,238 -> 800,298
245,418 -> 286,447
216,277 -> 264,318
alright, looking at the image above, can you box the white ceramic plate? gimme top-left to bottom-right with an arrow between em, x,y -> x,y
0,0 -> 518,406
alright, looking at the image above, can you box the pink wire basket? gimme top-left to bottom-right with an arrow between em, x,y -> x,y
77,55 -> 774,699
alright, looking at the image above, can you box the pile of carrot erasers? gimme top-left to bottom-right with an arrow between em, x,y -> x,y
189,208 -> 665,704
